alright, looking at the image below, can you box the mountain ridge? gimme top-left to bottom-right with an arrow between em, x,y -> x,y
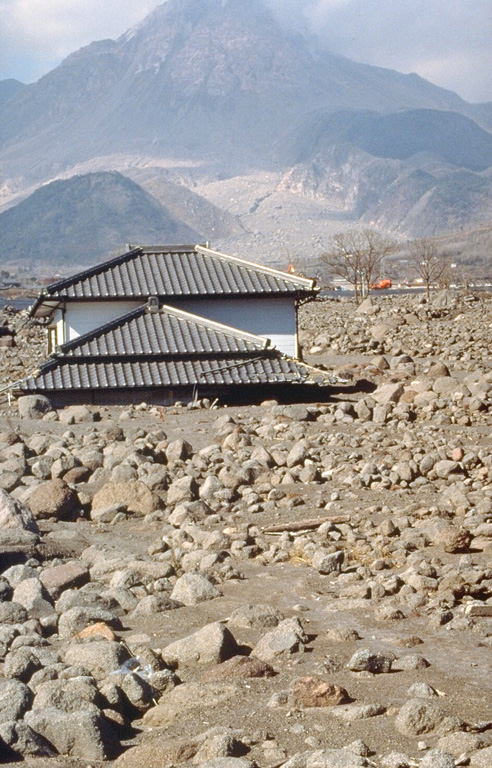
0,0 -> 491,264
0,172 -> 202,265
0,79 -> 24,109
1,0 -> 491,180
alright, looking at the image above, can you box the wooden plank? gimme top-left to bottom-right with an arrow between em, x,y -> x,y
262,515 -> 350,534
465,604 -> 492,617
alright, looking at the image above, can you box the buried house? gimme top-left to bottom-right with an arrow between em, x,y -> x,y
19,244 -> 335,405
29,244 -> 317,357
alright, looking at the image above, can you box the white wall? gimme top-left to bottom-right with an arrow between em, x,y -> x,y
64,301 -> 142,341
60,297 -> 298,356
171,297 -> 298,357
52,309 -> 65,347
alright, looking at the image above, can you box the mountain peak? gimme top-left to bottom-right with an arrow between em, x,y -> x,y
0,0 -> 490,189
119,0 -> 291,88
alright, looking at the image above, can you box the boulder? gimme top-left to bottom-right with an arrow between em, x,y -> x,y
396,698 -> 464,736
3,648 -> 43,682
419,749 -> 455,768
167,475 -> 199,505
40,562 -> 90,597
0,488 -> 39,534
0,601 -> 28,624
17,395 -> 51,419
32,678 -> 100,713
12,577 -> 54,617
289,676 -> 350,707
253,619 -> 307,662
166,439 -> 193,463
434,527 -> 472,553
347,649 -> 394,674
0,678 -> 32,723
92,480 -> 160,516
162,622 -> 239,668
24,708 -> 119,760
64,640 -> 128,679
27,478 -> 79,520
143,682 -> 238,728
371,323 -> 393,342
228,604 -> 284,629
197,656 -> 276,682
372,383 -> 404,405
432,376 -> 460,396
312,549 -> 344,574
0,720 -> 56,757
171,572 -> 221,606
469,745 -> 492,766
59,405 -> 95,424
58,607 -> 122,639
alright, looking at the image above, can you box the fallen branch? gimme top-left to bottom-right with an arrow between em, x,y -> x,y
262,515 -> 350,534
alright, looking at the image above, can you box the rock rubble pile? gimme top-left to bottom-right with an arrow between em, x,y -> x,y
0,291 -> 491,767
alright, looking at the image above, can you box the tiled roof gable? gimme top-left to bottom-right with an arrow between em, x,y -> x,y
20,302 -> 322,392
59,303 -> 271,358
21,355 -> 308,391
33,244 -> 316,307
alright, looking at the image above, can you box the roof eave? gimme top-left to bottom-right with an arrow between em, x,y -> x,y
29,296 -> 63,319
195,245 -> 317,291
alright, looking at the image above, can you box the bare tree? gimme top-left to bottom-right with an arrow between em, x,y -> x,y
359,230 -> 396,296
409,238 -> 450,300
321,232 -> 363,303
321,229 -> 396,303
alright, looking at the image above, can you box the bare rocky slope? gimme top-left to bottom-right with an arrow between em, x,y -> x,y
0,291 -> 492,767
0,172 -> 201,266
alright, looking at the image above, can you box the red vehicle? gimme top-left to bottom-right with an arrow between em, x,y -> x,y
370,278 -> 392,290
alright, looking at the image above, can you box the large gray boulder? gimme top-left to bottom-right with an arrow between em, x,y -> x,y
64,640 -> 128,679
372,382 -> 404,405
0,678 -> 32,723
166,438 -> 193,463
162,622 -> 239,668
253,619 -> 308,662
0,601 -> 28,624
143,682 -> 239,729
24,708 -> 119,760
32,678 -> 100,713
167,475 -> 199,505
59,405 -> 95,424
396,699 -> 465,736
0,721 -> 56,758
58,606 -> 122,639
17,395 -> 52,419
91,480 -> 160,516
0,488 -> 39,534
170,572 -> 221,606
12,577 -> 54,617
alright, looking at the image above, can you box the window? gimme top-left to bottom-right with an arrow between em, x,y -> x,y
47,326 -> 57,354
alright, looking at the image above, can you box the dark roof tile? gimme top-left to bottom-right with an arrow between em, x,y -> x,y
21,355 -> 309,391
20,302 -> 323,393
59,304 -> 270,357
31,245 -> 316,317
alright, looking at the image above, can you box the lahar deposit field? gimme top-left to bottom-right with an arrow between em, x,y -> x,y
0,290 -> 492,768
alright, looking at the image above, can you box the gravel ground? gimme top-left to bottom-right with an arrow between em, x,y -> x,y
0,290 -> 492,768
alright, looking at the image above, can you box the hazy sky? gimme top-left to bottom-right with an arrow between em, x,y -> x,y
1,0 -> 491,103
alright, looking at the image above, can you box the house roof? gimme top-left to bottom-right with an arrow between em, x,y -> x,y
30,244 -> 317,319
19,356 -> 307,391
60,303 -> 271,357
19,303 -> 325,393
